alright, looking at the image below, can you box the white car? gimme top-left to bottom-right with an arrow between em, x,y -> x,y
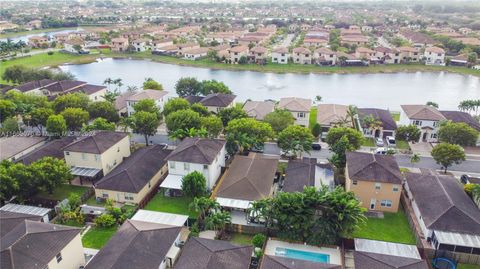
375,147 -> 387,155
386,136 -> 396,147
375,137 -> 384,147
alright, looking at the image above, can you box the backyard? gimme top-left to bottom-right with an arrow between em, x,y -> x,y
227,232 -> 253,246
81,226 -> 118,249
458,264 -> 480,269
143,193 -> 198,218
36,184 -> 90,201
352,209 -> 416,245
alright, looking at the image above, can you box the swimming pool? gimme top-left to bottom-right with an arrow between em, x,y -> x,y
275,247 -> 330,263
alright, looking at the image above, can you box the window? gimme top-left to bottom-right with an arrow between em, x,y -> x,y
352,180 -> 358,185
117,147 -> 120,152
65,151 -> 70,156
298,112 -> 305,118
380,200 -> 392,207
393,185 -> 399,192
102,193 -> 109,198
203,165 -> 208,170
433,121 -> 438,127
431,133 -> 437,138
56,253 -> 62,263
184,163 -> 190,171
95,155 -> 100,162
148,181 -> 151,188
170,162 -> 176,169
124,193 -> 134,201
413,120 -> 422,126
375,183 -> 381,190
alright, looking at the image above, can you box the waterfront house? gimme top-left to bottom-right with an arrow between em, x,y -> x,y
111,37 -> 129,52
94,145 -> 171,205
132,38 -> 149,52
374,47 -> 401,64
340,35 -> 369,46
185,93 -> 236,113
248,46 -> 268,64
183,47 -> 209,60
283,158 -> 334,192
355,47 -> 375,60
126,89 -> 169,116
292,47 -> 312,64
228,45 -> 249,64
358,108 -> 397,138
160,138 -> 226,194
64,38 -> 86,53
271,47 -> 289,64
424,46 -> 445,66
440,110 -> 480,132
400,105 -> 445,142
0,136 -> 47,161
28,36 -> 49,48
398,47 -> 421,62
316,104 -> 351,132
243,100 -> 275,120
63,131 -> 131,183
314,47 -> 337,66
115,91 -> 136,117
278,97 -> 311,127
152,38 -> 174,51
345,151 -> 403,212
14,80 -> 107,101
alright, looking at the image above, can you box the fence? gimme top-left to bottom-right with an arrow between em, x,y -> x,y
227,223 -> 268,235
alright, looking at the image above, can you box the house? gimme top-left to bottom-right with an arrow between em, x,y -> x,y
26,19 -> 42,29
399,47 -> 421,62
248,46 -> 268,64
63,131 -> 131,183
183,47 -> 209,60
63,38 -> 86,53
185,93 -> 236,113
440,110 -> 480,132
160,138 -> 226,194
132,38 -> 149,52
215,153 -> 279,226
424,46 -> 445,66
12,79 -> 57,94
292,47 -> 312,64
398,30 -> 436,47
1,220 -> 85,269
261,255 -> 341,269
152,38 -> 174,51
0,203 -> 51,224
271,47 -> 289,64
126,89 -> 169,116
176,43 -> 201,56
115,91 -> 136,116
316,104 -> 351,131
374,47 -> 401,64
94,145 -> 171,204
405,173 -> 480,258
0,210 -> 43,237
14,80 -> 107,101
283,158 -> 334,192
358,108 -> 397,138
111,37 -> 129,52
15,137 -> 76,165
243,100 -> 275,120
278,97 -> 312,127
28,36 -> 49,48
340,35 -> 369,46
449,53 -> 469,67
85,219 -> 182,269
355,47 -> 375,60
228,45 -> 249,64
400,105 -> 446,142
345,151 -> 403,212
353,239 -> 429,269
0,136 -> 47,161
175,237 -> 253,269
314,47 -> 337,65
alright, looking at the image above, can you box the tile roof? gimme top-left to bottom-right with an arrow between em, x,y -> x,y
166,138 -> 225,165
278,97 -> 311,112
175,237 -> 253,269
42,80 -> 86,93
0,211 -> 42,237
260,255 -> 341,269
353,251 -> 428,269
405,173 -> 480,235
69,84 -> 106,95
126,89 -> 169,101
15,137 -> 76,165
440,111 -> 480,131
316,104 -> 349,126
1,220 -> 80,269
216,153 -> 278,201
63,131 -> 129,154
85,220 -> 181,269
358,108 -> 397,131
0,136 -> 47,161
283,158 -> 333,193
346,151 -> 402,184
95,145 -> 171,193
115,91 -> 136,111
243,100 -> 275,120
401,105 -> 446,121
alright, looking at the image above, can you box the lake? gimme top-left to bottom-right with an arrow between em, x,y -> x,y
1,28 -> 84,43
59,58 -> 480,111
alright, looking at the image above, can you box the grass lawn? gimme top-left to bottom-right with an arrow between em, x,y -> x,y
362,137 -> 376,147
309,107 -> 317,129
82,226 -> 118,249
85,196 -> 107,207
143,193 -> 198,218
400,167 -> 411,173
228,233 -> 253,246
390,111 -> 400,122
36,184 -> 89,201
458,264 -> 480,269
55,219 -> 85,227
396,140 -> 410,150
352,209 -> 416,245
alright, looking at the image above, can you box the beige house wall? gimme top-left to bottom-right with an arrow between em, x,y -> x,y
46,233 -> 85,269
345,165 -> 401,213
94,164 -> 167,204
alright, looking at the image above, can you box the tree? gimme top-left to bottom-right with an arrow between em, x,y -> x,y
143,78 -> 163,90
410,153 -> 421,167
0,161 -> 19,203
311,123 -> 321,138
1,117 -> 20,133
438,122 -> 479,147
264,109 -> 295,133
46,114 -> 67,136
218,104 -> 248,127
252,234 -> 267,248
169,127 -> 208,141
205,211 -> 231,237
130,111 -> 160,146
395,125 -> 421,142
226,118 -> 275,154
277,125 -> 314,158
95,214 -> 116,228
61,108 -> 90,131
238,55 -> 247,64
249,186 -> 365,245
103,90 -> 120,103
181,171 -> 207,198
467,52 -> 478,65
132,99 -> 160,118
53,92 -> 89,113
87,101 -> 119,123
30,107 -> 54,133
346,105 -> 359,130
166,109 -> 202,133
189,196 -> 220,225
191,103 -> 210,116
30,157 -> 72,194
426,101 -> 439,108
0,99 -> 16,122
175,77 -> 203,97
83,117 -> 116,131
163,98 -> 191,117
328,136 -> 354,168
201,116 -> 223,138
431,143 -> 466,173
4,90 -> 50,116
5,162 -> 37,201
200,80 -> 232,95
325,127 -> 363,150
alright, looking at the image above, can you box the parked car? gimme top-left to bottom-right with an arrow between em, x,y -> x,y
312,143 -> 322,150
461,174 -> 480,184
375,137 -> 384,147
375,147 -> 387,155
250,145 -> 264,153
386,136 -> 396,147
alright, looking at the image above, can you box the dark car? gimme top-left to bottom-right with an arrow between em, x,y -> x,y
461,174 -> 480,184
312,143 -> 322,150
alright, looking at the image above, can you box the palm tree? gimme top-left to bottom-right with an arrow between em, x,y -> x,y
205,211 -> 231,238
410,154 -> 420,167
103,77 -> 113,90
346,105 -> 359,130
189,197 -> 220,224
126,85 -> 138,93
118,117 -> 132,132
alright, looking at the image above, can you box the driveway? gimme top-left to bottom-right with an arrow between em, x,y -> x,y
409,142 -> 432,156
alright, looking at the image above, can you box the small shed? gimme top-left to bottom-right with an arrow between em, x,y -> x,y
0,203 -> 51,223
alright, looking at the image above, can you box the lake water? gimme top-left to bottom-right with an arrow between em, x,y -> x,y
59,58 -> 480,111
1,28 -> 84,43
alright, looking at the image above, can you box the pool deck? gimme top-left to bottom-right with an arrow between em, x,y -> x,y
265,239 -> 342,265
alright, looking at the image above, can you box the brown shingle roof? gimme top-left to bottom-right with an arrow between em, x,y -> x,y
167,138 -> 225,165
358,108 -> 397,131
126,89 -> 169,101
401,105 -> 446,121
440,111 -> 480,131
346,152 -> 402,184
0,211 -> 42,237
200,93 -> 236,107
283,158 -> 333,193
15,137 -> 76,165
63,131 -> 129,154
353,251 -> 428,269
174,237 -> 252,269
0,136 -> 47,161
261,255 -> 341,269
216,153 -> 278,201
14,79 -> 57,93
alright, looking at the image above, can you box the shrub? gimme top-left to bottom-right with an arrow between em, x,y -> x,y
68,193 -> 81,209
252,233 -> 266,248
311,123 -> 321,138
47,51 -> 54,55
94,214 -> 116,228
464,183 -> 475,195
190,223 -> 200,237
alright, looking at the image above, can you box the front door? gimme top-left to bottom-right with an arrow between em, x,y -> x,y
422,132 -> 428,141
370,199 -> 376,210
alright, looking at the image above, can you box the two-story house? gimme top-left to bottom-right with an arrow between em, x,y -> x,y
184,93 -> 236,114
271,47 -> 289,64
314,47 -> 337,66
424,46 -> 445,66
283,158 -> 334,192
400,105 -> 446,142
160,138 -> 226,195
228,45 -> 249,64
278,97 -> 312,127
346,151 -> 403,212
132,38 -> 149,52
63,131 -> 131,184
358,108 -> 397,139
292,47 -> 312,64
126,89 -> 169,116
111,38 -> 129,52
399,47 -> 421,62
